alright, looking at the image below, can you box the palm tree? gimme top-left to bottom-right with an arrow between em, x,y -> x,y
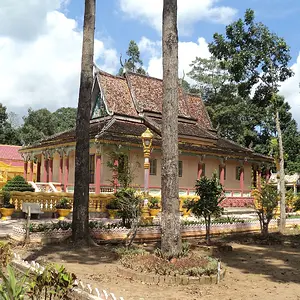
72,0 -> 96,242
161,0 -> 182,256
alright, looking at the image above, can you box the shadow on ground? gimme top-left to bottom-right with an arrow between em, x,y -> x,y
214,231 -> 300,284
23,242 -> 119,265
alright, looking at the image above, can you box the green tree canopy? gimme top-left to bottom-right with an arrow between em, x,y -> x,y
118,40 -> 146,75
208,8 -> 295,230
20,107 -> 77,145
0,104 -> 21,145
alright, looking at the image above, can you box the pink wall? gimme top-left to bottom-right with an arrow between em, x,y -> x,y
38,145 -> 255,193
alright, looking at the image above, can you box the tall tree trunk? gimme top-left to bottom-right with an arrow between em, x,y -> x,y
161,0 -> 182,257
276,109 -> 286,232
72,0 -> 96,242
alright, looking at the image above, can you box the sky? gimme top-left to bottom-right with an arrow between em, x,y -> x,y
1,0 -> 300,126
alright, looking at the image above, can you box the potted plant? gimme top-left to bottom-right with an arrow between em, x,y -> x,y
55,197 -> 72,220
148,197 -> 161,217
106,198 -> 119,219
182,198 -> 191,218
0,191 -> 15,220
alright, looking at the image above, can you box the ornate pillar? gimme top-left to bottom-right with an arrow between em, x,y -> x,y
95,146 -> 102,194
21,152 -> 30,181
37,159 -> 41,182
252,165 -> 257,187
240,166 -> 244,193
113,159 -> 118,192
219,158 -> 226,186
141,128 -> 153,197
64,154 -> 69,192
58,157 -> 62,184
257,167 -> 262,190
43,153 -> 48,182
48,157 -> 53,182
29,160 -> 34,181
23,161 -> 28,180
197,155 -> 205,180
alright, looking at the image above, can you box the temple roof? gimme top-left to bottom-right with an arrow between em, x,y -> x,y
97,71 -> 138,117
20,116 -> 272,162
19,69 -> 273,163
95,71 -> 212,128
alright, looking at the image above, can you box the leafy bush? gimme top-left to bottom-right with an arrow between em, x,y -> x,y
187,173 -> 225,243
0,263 -> 76,299
106,198 -> 120,210
28,264 -> 76,299
0,265 -> 28,300
148,197 -> 160,209
55,197 -> 72,209
115,188 -> 142,228
28,220 -> 123,233
252,184 -> 279,235
89,220 -> 121,230
1,191 -> 14,209
2,175 -> 35,192
29,221 -> 72,233
293,194 -> 300,212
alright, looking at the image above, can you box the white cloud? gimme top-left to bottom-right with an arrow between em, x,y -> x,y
143,37 -> 210,80
119,0 -> 237,35
280,53 -> 300,126
0,1 -> 118,117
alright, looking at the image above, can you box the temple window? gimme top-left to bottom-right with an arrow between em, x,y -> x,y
150,159 -> 157,176
178,161 -> 183,177
89,154 -> 95,184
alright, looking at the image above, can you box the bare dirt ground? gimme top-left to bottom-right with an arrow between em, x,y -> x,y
13,231 -> 300,300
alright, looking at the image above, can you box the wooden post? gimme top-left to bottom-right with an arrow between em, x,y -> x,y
25,206 -> 31,244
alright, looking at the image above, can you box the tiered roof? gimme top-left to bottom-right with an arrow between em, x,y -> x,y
20,70 -> 272,162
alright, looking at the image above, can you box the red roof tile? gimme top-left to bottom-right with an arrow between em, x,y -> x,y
0,145 -> 22,161
125,72 -> 191,118
185,94 -> 212,129
97,71 -> 137,117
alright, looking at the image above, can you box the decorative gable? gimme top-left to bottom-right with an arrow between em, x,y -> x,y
92,91 -> 108,119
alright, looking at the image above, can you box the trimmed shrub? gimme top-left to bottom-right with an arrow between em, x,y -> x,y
2,175 -> 34,192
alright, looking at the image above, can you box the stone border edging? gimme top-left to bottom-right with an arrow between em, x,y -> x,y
117,265 -> 226,285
